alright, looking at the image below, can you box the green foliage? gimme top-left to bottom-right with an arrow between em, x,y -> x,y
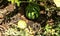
27,0 -> 36,2
7,0 -> 37,7
8,0 -> 21,6
35,23 -> 60,36
43,23 -> 60,36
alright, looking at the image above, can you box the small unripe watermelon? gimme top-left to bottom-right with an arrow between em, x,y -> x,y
25,4 -> 40,20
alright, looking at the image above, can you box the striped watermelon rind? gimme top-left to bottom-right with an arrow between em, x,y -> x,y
25,4 -> 40,20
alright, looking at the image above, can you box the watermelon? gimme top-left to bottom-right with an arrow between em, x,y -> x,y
25,4 -> 40,20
